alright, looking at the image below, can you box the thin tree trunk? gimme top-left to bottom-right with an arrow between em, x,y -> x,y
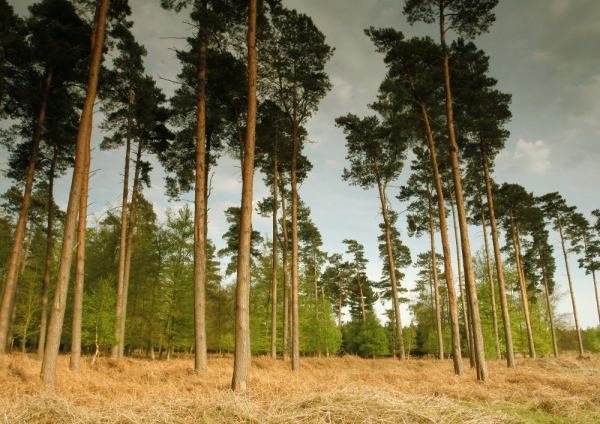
0,70 -> 52,353
338,273 -> 343,330
69,139 -> 91,371
313,253 -> 320,356
510,213 -> 536,358
281,184 -> 289,361
481,139 -> 515,368
192,0 -> 209,372
111,84 -> 133,359
539,246 -> 558,357
481,198 -> 501,360
271,154 -> 278,360
290,125 -> 300,370
557,219 -> 584,356
231,0 -> 257,391
41,0 -> 109,385
418,101 -> 463,375
440,13 -> 487,381
356,263 -> 366,325
446,173 -> 474,367
119,139 -> 143,357
375,174 -> 404,360
427,190 -> 444,360
37,143 -> 58,359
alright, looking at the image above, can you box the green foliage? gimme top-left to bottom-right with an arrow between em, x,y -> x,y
343,311 -> 389,358
81,276 -> 116,351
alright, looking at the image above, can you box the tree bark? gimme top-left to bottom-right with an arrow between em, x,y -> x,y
280,183 -> 289,361
447,174 -> 474,367
69,132 -> 91,372
418,101 -> 463,375
192,0 -> 209,372
481,139 -> 515,368
427,190 -> 444,360
510,213 -> 536,358
111,84 -> 133,359
557,218 -> 584,356
0,69 -> 52,353
375,173 -> 404,359
481,200 -> 501,360
37,143 -> 58,359
231,0 -> 257,391
271,153 -> 278,360
539,246 -> 558,357
40,0 -> 109,386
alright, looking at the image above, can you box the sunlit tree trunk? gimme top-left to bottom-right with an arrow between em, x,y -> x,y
539,246 -> 558,357
375,167 -> 405,360
41,0 -> 109,385
37,143 -> 58,359
271,154 -> 278,360
280,183 -> 289,361
69,135 -> 90,371
509,213 -> 535,358
427,190 -> 444,360
481,199 -> 501,360
481,139 -> 514,368
231,0 -> 257,391
0,70 -> 52,353
111,84 -> 133,359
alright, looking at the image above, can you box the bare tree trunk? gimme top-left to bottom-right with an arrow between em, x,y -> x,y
481,200 -> 501,360
0,70 -> 52,353
427,191 -> 444,360
418,101 -> 462,375
557,219 -> 584,356
356,264 -> 366,325
231,0 -> 257,391
271,154 -> 278,360
481,139 -> 514,368
446,174 -> 474,367
119,139 -> 143,358
40,0 -> 109,385
510,214 -> 536,358
37,144 -> 58,359
69,140 -> 91,371
111,84 -> 133,359
376,177 -> 405,359
290,125 -> 300,371
539,246 -> 558,357
280,184 -> 289,361
192,0 -> 209,372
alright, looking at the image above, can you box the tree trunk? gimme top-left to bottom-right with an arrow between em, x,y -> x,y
69,139 -> 91,371
280,183 -> 289,361
481,139 -> 515,368
510,213 -> 536,358
356,263 -> 366,325
271,153 -> 278,360
290,118 -> 300,371
111,84 -> 133,359
418,101 -> 462,375
427,190 -> 444,360
0,69 -> 52,353
37,143 -> 58,359
481,199 -> 501,360
40,0 -> 109,386
192,0 -> 209,372
557,218 -> 584,356
118,139 -> 143,358
231,0 -> 257,391
439,12 -> 488,380
539,246 -> 558,357
375,174 -> 404,360
446,173 -> 474,367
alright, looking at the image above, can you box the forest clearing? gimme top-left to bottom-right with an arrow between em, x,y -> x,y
1,352 -> 599,423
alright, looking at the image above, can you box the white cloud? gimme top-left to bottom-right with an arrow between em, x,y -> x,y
513,139 -> 552,174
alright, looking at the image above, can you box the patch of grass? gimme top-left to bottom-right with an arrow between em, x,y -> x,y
0,353 -> 598,423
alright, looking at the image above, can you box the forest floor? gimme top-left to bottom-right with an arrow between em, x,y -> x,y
1,352 -> 599,423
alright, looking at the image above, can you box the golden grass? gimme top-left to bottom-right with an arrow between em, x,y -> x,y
1,352 -> 599,423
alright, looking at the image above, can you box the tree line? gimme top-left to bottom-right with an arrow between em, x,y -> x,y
0,0 -> 599,391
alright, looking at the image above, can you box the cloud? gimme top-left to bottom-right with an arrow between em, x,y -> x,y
513,139 -> 551,174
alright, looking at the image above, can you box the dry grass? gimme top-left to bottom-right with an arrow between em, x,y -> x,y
1,353 -> 599,423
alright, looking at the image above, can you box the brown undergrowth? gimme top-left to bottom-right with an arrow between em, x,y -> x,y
1,353 -> 599,423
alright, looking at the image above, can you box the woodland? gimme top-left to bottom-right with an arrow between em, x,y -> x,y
1,0 -> 600,420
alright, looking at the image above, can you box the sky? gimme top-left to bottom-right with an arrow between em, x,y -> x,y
4,0 -> 600,330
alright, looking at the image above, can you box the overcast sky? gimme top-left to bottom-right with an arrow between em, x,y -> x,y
5,0 -> 600,330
